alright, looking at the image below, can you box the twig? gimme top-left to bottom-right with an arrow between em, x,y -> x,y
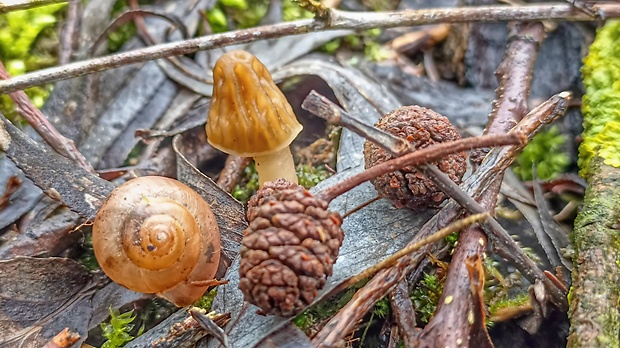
0,61 -> 95,174
0,0 -> 68,13
188,308 -> 230,348
216,156 -> 252,193
302,90 -> 410,156
1,3 -> 619,94
390,280 -> 417,347
471,21 -> 547,163
315,133 -> 522,202
418,21 -> 548,348
59,0 -> 81,65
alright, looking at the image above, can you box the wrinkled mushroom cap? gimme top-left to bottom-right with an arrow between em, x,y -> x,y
206,50 -> 303,157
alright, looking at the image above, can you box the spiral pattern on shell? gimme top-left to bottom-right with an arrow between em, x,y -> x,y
239,182 -> 344,316
92,176 -> 221,306
363,106 -> 467,210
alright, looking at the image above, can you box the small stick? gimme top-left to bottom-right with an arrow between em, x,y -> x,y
389,280 -> 417,347
0,176 -> 22,210
0,61 -> 95,174
315,132 -> 522,202
59,0 -> 81,65
0,0 -> 68,13
342,195 -> 381,219
216,156 -> 252,193
302,91 -> 410,156
188,308 -> 230,348
1,3 -> 619,94
335,213 -> 490,291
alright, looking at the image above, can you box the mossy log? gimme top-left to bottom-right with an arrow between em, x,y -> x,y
568,157 -> 620,347
568,20 -> 620,348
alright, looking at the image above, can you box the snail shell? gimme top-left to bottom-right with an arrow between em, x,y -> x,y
92,176 -> 221,306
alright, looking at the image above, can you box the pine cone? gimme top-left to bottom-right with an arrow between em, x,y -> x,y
246,178 -> 303,221
363,106 -> 467,210
239,187 -> 344,316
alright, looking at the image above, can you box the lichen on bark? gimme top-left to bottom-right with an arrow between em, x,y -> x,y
568,20 -> 620,348
578,20 -> 620,179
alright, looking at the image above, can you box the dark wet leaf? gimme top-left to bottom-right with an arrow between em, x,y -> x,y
0,115 -> 113,220
0,257 -> 95,347
0,200 -> 81,259
0,158 -> 41,230
532,166 -> 572,273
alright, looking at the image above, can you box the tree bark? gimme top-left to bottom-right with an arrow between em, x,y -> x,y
568,156 -> 620,347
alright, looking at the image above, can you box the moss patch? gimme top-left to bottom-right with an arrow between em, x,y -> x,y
578,20 -> 620,179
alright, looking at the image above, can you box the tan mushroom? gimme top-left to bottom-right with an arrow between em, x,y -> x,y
206,50 -> 302,186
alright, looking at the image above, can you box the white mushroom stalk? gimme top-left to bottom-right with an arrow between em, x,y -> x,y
254,147 -> 298,185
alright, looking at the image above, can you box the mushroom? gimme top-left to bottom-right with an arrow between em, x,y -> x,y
206,50 -> 302,186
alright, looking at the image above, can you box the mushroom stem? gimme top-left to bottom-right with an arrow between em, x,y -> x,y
254,147 -> 298,186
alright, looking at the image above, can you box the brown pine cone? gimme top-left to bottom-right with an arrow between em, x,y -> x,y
246,178 -> 303,221
363,106 -> 467,210
239,187 -> 344,316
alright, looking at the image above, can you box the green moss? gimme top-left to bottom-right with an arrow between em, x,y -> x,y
204,0 -> 311,34
101,308 -> 144,348
294,281 -> 362,334
232,162 -> 332,203
514,126 -> 570,181
193,288 -> 218,311
205,0 -> 268,33
489,292 -> 529,316
410,273 -> 444,324
232,162 -> 259,203
445,232 -> 459,249
296,164 -> 331,189
578,20 -> 620,179
0,3 -> 66,121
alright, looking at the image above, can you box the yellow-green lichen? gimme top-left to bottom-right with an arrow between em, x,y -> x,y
578,20 -> 620,179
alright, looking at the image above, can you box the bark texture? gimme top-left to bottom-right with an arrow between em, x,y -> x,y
568,157 -> 620,347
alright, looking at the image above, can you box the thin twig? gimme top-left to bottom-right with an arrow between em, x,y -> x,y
0,0 -> 68,13
216,156 -> 252,193
390,280 -> 417,347
302,90 -> 410,156
59,0 -> 81,65
1,3 -> 619,94
0,61 -> 95,174
315,133 -> 522,202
